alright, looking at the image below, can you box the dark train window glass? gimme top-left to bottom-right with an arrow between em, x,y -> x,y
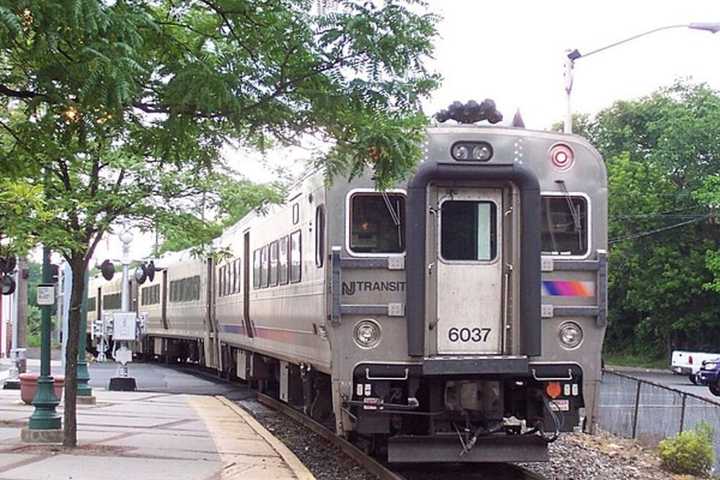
169,276 -> 201,302
315,205 -> 325,268
260,245 -> 269,287
226,263 -> 231,296
279,236 -> 289,285
541,196 -> 588,256
88,297 -> 96,312
253,250 -> 260,289
269,241 -> 279,286
234,259 -> 240,293
218,266 -> 224,297
141,284 -> 159,305
349,193 -> 405,254
103,292 -> 121,310
290,230 -> 302,283
441,201 -> 497,261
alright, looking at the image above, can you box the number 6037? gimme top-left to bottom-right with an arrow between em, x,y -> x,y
448,327 -> 491,343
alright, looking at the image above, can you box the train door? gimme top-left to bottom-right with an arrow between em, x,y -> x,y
161,269 -> 168,329
432,187 -> 504,354
243,231 -> 255,337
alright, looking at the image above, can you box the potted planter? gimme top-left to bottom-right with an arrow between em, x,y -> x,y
19,373 -> 65,405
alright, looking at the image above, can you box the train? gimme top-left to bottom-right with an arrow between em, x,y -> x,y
87,119 -> 607,463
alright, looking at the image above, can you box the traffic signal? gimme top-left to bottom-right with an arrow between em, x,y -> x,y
0,256 -> 16,274
50,264 -> 59,284
100,259 -> 115,281
0,275 -> 16,296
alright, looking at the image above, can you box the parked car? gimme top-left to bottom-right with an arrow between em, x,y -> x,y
671,350 -> 720,384
699,359 -> 720,396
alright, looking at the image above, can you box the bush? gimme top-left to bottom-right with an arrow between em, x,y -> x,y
658,423 -> 715,477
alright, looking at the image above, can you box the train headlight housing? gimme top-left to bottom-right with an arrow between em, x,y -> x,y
353,319 -> 381,349
558,322 -> 583,349
451,142 -> 493,162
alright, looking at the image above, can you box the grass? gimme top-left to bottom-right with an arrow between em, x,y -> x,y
604,351 -> 668,370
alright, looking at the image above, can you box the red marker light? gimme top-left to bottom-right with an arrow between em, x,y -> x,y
550,144 -> 574,171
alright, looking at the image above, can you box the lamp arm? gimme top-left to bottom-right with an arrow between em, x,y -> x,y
574,24 -> 689,60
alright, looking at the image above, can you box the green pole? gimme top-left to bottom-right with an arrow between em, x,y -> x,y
76,267 -> 91,396
28,246 -> 61,430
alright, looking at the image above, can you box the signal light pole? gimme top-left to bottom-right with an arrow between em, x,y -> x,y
564,22 -> 720,134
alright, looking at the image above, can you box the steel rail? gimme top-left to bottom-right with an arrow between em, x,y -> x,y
256,392 -> 407,480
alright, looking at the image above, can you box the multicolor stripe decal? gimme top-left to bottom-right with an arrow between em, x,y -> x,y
542,280 -> 594,297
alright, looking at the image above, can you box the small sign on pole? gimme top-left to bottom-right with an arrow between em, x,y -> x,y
36,284 -> 55,306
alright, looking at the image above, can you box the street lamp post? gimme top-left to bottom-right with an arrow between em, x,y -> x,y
564,22 -> 720,134
23,246 -> 62,442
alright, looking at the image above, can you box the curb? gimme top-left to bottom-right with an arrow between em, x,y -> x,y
216,395 -> 316,480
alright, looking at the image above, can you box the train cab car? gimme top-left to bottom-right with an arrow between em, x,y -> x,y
324,125 -> 607,462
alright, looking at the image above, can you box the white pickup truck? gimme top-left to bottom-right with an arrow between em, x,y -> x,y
671,350 -> 720,384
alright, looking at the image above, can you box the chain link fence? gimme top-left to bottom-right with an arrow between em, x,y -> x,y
598,370 -> 720,471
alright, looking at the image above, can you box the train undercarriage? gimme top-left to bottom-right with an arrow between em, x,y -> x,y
138,335 -> 584,463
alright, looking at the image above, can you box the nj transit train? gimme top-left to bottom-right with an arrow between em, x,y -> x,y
88,124 -> 607,463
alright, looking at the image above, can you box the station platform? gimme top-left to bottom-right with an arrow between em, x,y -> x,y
0,387 -> 315,480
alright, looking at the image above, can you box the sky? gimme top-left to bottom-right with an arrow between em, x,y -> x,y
93,0 -> 720,262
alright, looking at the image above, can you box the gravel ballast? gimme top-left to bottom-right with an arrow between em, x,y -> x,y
237,397 -> 692,480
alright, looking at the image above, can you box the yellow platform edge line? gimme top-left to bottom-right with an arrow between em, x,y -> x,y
215,395 -> 316,480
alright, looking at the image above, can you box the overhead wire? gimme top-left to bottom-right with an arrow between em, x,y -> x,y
609,214 -> 712,244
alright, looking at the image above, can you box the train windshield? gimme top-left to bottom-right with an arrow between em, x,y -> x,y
349,193 -> 405,254
541,196 -> 588,256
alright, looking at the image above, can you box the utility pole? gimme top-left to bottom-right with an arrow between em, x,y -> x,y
23,246 -> 62,442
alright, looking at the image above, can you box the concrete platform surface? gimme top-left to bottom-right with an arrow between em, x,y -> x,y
0,388 -> 315,480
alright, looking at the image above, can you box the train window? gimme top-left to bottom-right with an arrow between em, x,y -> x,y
169,276 -> 201,302
218,266 -> 224,297
441,201 -> 497,261
226,264 -> 231,296
260,245 -> 269,287
269,241 -> 279,286
103,293 -> 121,310
141,285 -> 160,305
349,193 -> 405,254
541,196 -> 588,256
88,297 -> 96,312
234,259 -> 240,293
253,250 -> 260,289
292,203 -> 300,225
315,205 -> 325,268
279,236 -> 289,285
290,230 -> 302,283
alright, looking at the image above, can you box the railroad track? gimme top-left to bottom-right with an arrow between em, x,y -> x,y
167,364 -> 545,480
256,392 -> 545,480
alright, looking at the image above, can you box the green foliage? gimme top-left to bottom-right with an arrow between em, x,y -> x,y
658,423 -> 715,477
577,82 -> 720,356
0,0 -> 439,446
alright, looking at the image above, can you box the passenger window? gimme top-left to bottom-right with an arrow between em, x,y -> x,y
218,266 -> 224,297
279,236 -> 289,285
441,201 -> 497,261
541,196 -> 588,256
290,230 -> 302,283
235,259 -> 241,293
349,193 -> 405,254
253,250 -> 260,289
315,205 -> 325,267
269,241 -> 279,286
260,246 -> 269,287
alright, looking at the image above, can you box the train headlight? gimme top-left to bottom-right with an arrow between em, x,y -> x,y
353,319 -> 381,349
558,322 -> 583,349
451,142 -> 493,161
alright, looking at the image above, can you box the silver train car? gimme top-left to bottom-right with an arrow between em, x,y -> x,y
91,124 -> 608,463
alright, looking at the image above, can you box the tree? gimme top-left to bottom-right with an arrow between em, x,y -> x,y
581,82 -> 720,356
0,0 -> 439,446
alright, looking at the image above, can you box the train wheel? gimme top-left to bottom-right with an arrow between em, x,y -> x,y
710,380 -> 720,397
689,374 -> 698,385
